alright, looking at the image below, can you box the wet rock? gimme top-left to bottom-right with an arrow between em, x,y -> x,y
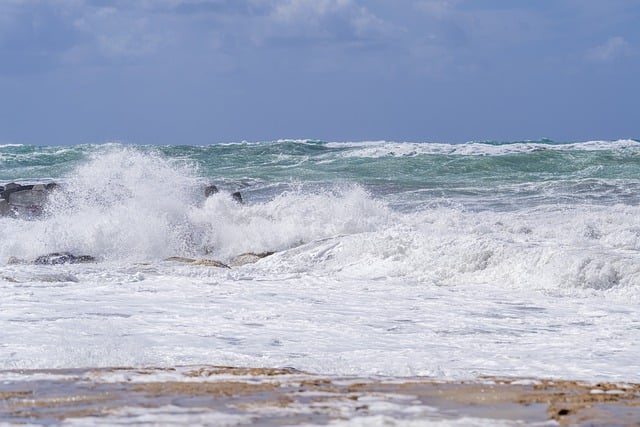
0,199 -> 10,216
205,184 -> 243,204
204,185 -> 219,197
33,252 -> 96,265
7,252 -> 95,265
0,181 -> 58,218
230,252 -> 274,267
190,259 -> 231,268
165,256 -> 230,269
8,187 -> 47,207
231,191 -> 243,204
0,183 -> 20,203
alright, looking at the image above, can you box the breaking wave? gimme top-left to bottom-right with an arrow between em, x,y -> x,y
0,145 -> 639,291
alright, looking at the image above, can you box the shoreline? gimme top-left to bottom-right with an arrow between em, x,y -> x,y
2,366 -> 640,426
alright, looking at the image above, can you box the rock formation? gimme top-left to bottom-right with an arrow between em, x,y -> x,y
0,182 -> 57,219
7,252 -> 96,265
204,184 -> 244,204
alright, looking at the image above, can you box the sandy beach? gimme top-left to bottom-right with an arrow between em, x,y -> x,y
2,366 -> 639,426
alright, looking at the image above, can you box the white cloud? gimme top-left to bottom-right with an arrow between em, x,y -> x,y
587,36 -> 633,62
271,0 -> 352,23
265,0 -> 396,43
72,7 -> 164,60
416,0 -> 459,19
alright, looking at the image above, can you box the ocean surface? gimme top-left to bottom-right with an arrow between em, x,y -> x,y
2,139 -> 640,382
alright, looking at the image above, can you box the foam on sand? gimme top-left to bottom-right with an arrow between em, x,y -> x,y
2,366 -> 639,426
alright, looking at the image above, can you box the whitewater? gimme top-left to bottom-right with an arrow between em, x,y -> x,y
1,140 -> 640,383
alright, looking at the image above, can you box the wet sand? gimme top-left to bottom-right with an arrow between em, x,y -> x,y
1,366 -> 640,426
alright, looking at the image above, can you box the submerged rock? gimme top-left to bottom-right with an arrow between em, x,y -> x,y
230,252 -> 274,267
7,252 -> 96,265
204,184 -> 244,204
165,256 -> 230,269
166,252 -> 273,268
33,253 -> 96,265
231,191 -> 243,204
0,199 -> 10,216
204,185 -> 219,197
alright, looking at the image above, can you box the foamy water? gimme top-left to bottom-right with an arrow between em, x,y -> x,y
1,141 -> 640,382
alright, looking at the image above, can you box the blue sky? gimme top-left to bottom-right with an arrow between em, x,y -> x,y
0,0 -> 638,145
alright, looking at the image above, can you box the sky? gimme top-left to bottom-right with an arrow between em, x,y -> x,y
0,0 -> 638,145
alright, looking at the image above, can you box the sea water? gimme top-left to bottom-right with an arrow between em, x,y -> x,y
1,140 -> 640,381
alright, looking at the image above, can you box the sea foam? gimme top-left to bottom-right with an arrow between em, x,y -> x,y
2,142 -> 640,381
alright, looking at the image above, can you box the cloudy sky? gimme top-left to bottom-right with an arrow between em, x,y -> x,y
0,0 -> 638,145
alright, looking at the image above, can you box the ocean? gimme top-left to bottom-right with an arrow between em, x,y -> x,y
1,139 -> 640,382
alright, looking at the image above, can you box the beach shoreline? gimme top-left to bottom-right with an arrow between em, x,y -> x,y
2,366 -> 640,426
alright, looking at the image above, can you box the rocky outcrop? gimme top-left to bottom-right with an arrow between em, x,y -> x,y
7,252 -> 96,265
230,252 -> 274,267
0,198 -> 10,216
231,191 -> 243,204
204,184 -> 244,204
165,252 -> 274,268
204,185 -> 219,197
0,182 -> 58,219
6,252 -> 273,267
165,256 -> 230,269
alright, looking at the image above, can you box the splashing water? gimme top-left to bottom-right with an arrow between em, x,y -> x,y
2,140 -> 640,381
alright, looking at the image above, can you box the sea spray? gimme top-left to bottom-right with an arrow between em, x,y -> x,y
0,145 -> 394,263
1,147 -> 204,261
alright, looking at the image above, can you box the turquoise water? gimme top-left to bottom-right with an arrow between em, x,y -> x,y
2,139 -> 640,210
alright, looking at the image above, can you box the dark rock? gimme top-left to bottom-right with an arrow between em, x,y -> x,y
3,182 -> 21,191
204,185 -> 219,197
1,181 -> 58,218
204,185 -> 243,204
0,182 -> 22,200
0,199 -> 10,216
33,252 -> 96,265
8,187 -> 47,207
231,191 -> 243,204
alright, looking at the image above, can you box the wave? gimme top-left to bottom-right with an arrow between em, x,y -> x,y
1,146 -> 640,291
2,139 -> 639,176
325,139 -> 640,158
246,202 -> 640,291
0,146 -> 389,262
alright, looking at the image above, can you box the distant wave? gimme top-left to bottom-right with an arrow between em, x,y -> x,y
325,139 -> 640,158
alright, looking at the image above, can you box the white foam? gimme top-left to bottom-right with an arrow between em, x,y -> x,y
312,416 -> 532,427
325,139 -> 640,158
62,406 -> 252,426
